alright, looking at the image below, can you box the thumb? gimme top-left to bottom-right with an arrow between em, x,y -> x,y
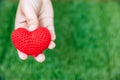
20,1 -> 39,31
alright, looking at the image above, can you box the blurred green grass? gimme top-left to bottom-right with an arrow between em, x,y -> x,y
0,1 -> 120,80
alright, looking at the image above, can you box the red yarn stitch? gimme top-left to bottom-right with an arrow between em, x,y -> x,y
11,27 -> 51,57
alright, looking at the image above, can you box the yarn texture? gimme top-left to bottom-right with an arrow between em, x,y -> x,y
11,27 -> 51,57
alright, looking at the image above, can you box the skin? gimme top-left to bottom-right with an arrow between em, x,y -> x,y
15,0 -> 56,62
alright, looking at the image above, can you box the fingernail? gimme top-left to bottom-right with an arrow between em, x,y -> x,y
35,54 -> 45,63
48,42 -> 56,49
18,50 -> 28,60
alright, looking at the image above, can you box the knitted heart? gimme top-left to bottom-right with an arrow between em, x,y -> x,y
11,27 -> 51,57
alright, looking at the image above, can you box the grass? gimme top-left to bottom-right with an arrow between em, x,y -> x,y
0,1 -> 120,80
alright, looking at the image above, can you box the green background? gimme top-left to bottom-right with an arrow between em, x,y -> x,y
0,0 -> 120,80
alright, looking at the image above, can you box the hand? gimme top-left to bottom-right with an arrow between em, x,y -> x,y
15,0 -> 56,62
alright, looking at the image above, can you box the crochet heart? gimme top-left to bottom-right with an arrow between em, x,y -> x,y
11,27 -> 51,57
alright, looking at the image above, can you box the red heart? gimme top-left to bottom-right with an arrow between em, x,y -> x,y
11,27 -> 51,57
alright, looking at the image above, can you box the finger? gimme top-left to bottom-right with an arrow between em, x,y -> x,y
15,4 -> 28,29
48,41 -> 56,49
38,1 -> 56,41
34,53 -> 45,63
47,26 -> 56,41
39,18 -> 56,41
15,4 -> 29,60
17,50 -> 28,60
20,1 -> 39,31
39,0 -> 54,21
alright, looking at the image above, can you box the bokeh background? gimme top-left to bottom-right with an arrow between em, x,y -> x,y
0,0 -> 120,80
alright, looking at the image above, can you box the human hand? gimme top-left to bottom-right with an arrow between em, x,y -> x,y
15,0 -> 56,62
